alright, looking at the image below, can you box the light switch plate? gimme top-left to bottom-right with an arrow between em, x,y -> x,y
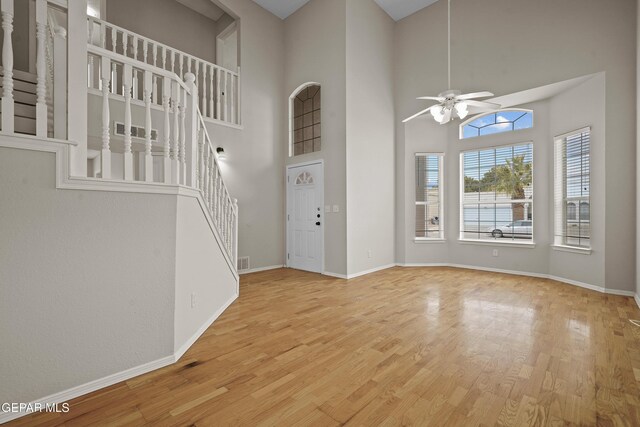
325,205 -> 331,213
333,205 -> 339,213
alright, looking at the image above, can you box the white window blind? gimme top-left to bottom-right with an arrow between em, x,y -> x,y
460,143 -> 533,242
554,128 -> 590,248
415,154 -> 444,239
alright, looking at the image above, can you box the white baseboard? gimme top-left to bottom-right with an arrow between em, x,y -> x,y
323,271 -> 348,279
0,354 -> 175,424
174,293 -> 238,361
634,294 -> 640,310
323,263 -> 396,280
239,265 -> 284,275
1,294 -> 239,425
396,262 -> 636,297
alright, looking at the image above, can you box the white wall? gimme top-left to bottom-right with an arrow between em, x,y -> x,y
174,196 -> 237,352
345,0 -> 395,276
637,0 -> 640,300
549,74 -> 606,287
107,0 -> 218,64
0,147 -> 176,404
205,0 -> 286,271
284,0 -> 347,275
395,0 -> 636,292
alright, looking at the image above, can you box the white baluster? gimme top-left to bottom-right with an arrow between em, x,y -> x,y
179,54 -> 184,78
162,77 -> 171,184
153,44 -> 158,68
152,75 -> 158,104
209,65 -> 214,119
100,56 -> 111,179
179,87 -> 186,185
237,66 -> 241,126
52,26 -> 66,139
201,64 -> 207,117
233,198 -> 238,269
187,56 -> 192,74
123,63 -> 133,181
122,32 -> 128,57
110,62 -> 117,94
171,51 -> 176,74
143,40 -> 148,65
132,35 -> 138,61
230,74 -> 236,125
197,123 -> 203,190
143,70 -> 153,182
100,22 -> 106,49
171,80 -> 180,184
215,69 -> 221,121
87,55 -> 94,89
202,145 -> 209,205
87,18 -> 94,45
211,156 -> 217,216
1,0 -> 14,133
223,71 -> 228,122
110,26 -> 116,53
162,46 -> 167,70
35,0 -> 47,137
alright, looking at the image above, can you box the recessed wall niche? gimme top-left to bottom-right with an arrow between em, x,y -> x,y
292,84 -> 321,156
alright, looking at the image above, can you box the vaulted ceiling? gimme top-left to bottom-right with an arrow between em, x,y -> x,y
251,0 -> 439,21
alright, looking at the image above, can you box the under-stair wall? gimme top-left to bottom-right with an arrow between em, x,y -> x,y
0,142 -> 238,423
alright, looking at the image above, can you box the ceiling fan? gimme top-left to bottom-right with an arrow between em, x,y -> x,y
403,0 -> 500,124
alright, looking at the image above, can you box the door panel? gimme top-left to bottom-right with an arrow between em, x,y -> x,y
287,163 -> 324,273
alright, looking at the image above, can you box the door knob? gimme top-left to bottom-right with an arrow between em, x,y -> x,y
316,221 -> 321,226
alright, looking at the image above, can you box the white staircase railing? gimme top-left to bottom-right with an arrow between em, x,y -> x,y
87,43 -> 238,264
87,16 -> 241,127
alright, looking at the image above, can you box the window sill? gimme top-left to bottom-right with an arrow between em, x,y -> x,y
414,238 -> 446,244
457,239 -> 536,248
551,245 -> 592,255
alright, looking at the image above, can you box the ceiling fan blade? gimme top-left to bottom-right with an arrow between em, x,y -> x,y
465,100 -> 501,109
416,96 -> 445,101
402,107 -> 432,123
457,91 -> 494,100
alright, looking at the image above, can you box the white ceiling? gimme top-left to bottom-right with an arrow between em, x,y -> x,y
251,0 -> 438,21
175,0 -> 226,21
373,0 -> 439,21
252,0 -> 312,20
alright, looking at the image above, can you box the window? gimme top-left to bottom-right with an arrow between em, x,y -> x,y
415,154 -> 444,240
554,128 -> 590,249
460,109 -> 533,139
290,83 -> 321,156
461,143 -> 533,242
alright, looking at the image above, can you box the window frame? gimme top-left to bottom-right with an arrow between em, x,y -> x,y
459,108 -> 534,140
553,127 -> 592,253
458,141 -> 535,246
414,152 -> 445,242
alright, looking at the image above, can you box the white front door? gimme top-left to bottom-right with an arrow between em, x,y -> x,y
287,162 -> 324,273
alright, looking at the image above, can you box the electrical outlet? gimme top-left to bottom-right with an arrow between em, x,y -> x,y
492,249 -> 499,257
367,250 -> 372,258
333,205 -> 339,213
191,293 -> 196,308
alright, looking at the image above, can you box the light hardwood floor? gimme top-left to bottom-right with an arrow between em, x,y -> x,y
9,267 -> 640,426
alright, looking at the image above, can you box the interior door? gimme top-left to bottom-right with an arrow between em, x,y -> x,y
287,163 -> 324,273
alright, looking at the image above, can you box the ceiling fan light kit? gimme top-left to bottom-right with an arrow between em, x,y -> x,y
403,0 -> 500,125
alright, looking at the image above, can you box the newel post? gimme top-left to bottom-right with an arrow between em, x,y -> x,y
184,73 -> 199,188
67,0 -> 88,176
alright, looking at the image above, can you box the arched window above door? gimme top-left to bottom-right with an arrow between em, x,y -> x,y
290,83 -> 321,156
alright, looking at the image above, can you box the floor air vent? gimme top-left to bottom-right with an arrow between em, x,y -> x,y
237,257 -> 250,272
